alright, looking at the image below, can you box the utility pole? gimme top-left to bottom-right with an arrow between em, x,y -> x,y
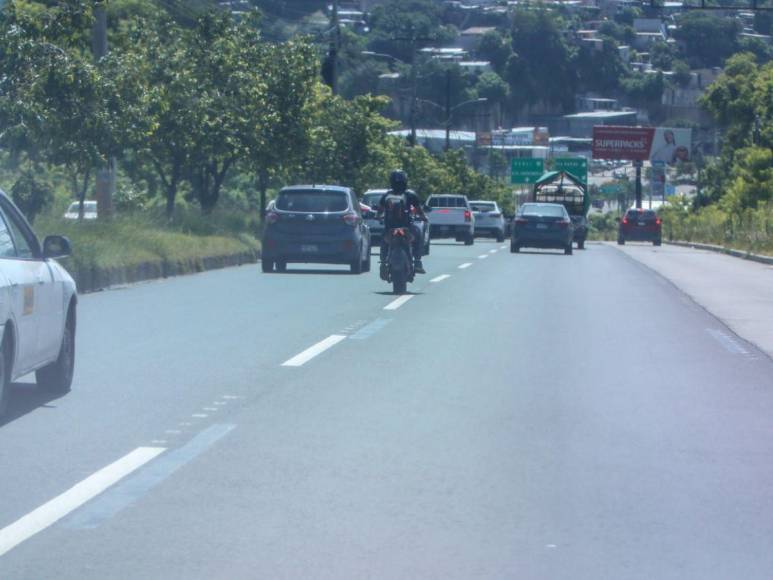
330,0 -> 340,95
92,4 -> 114,220
444,69 -> 451,152
634,160 -> 643,209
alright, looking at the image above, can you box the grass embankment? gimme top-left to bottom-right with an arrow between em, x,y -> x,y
588,202 -> 773,256
35,210 -> 261,277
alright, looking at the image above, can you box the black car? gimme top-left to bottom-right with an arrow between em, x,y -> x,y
262,185 -> 371,273
510,202 -> 575,255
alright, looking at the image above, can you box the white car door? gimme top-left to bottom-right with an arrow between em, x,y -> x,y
0,201 -> 63,367
0,209 -> 44,375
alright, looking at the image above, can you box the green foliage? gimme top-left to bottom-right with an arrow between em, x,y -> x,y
10,170 -> 54,223
672,60 -> 692,87
673,12 -> 740,68
659,199 -> 773,255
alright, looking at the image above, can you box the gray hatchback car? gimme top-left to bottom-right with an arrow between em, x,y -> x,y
262,185 -> 371,273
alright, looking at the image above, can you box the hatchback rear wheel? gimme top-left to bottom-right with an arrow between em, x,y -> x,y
350,246 -> 363,274
275,261 -> 287,273
261,259 -> 274,273
564,244 -> 573,255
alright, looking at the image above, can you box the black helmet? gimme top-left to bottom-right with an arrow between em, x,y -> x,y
389,169 -> 408,193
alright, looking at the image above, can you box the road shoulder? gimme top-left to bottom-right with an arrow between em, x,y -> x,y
611,242 -> 773,359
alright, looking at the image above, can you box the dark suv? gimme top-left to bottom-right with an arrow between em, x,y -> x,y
262,185 -> 371,273
617,208 -> 662,246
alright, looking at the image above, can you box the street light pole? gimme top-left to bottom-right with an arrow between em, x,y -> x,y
445,70 -> 451,152
92,4 -> 113,220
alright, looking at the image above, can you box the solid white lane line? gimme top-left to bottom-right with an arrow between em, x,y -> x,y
478,254 -> 489,260
282,334 -> 347,367
384,295 -> 414,311
0,447 -> 165,557
430,274 -> 451,283
458,263 -> 473,269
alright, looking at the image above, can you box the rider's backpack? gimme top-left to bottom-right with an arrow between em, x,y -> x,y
383,193 -> 408,228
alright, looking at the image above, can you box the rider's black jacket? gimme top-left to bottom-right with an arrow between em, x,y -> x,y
377,189 -> 423,230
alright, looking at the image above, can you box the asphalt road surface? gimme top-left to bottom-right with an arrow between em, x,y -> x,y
1,240 -> 772,579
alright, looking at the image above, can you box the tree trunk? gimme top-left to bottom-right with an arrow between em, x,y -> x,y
78,168 -> 91,221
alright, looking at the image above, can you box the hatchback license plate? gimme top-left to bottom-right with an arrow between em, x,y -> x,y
638,221 -> 645,226
301,244 -> 318,253
536,223 -> 548,230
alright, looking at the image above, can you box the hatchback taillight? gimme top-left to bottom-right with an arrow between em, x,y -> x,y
266,211 -> 280,225
515,218 -> 528,225
656,218 -> 662,226
464,210 -> 472,222
557,219 -> 570,228
342,212 -> 359,226
490,212 -> 501,218
622,217 -> 628,225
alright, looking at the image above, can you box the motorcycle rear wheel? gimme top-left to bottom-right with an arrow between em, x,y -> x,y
393,279 -> 407,295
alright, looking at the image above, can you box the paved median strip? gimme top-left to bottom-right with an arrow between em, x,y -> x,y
0,446 -> 165,557
430,274 -> 451,283
282,334 -> 347,367
384,295 -> 414,310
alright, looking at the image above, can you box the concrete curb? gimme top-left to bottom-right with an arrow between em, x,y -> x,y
665,240 -> 773,266
72,249 -> 260,294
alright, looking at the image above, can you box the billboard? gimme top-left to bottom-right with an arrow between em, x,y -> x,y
490,127 -> 549,147
593,126 -> 692,164
649,127 -> 692,165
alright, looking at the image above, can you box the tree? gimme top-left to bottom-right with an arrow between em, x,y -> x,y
249,38 -> 319,216
650,41 -> 676,70
509,9 -> 577,111
673,13 -> 740,68
477,30 -> 511,74
672,60 -> 692,88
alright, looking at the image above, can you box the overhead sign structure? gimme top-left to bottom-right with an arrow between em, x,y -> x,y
554,157 -> 588,184
511,158 -> 544,184
592,126 -> 692,164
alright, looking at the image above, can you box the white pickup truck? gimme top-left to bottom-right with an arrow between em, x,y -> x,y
425,195 -> 475,246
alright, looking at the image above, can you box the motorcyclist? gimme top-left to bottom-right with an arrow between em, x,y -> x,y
378,169 -> 427,275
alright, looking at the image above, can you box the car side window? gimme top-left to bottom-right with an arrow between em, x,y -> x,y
4,212 -> 34,259
0,212 -> 15,258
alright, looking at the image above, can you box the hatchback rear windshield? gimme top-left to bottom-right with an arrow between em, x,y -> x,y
428,196 -> 467,208
626,210 -> 657,219
276,190 -> 348,213
362,194 -> 384,207
471,203 -> 496,212
520,204 -> 565,218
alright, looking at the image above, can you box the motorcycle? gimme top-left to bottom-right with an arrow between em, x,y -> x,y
381,226 -> 415,295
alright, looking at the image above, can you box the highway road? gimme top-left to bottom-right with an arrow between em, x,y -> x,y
1,240 -> 772,579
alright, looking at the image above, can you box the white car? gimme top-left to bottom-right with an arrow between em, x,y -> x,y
63,200 -> 97,220
0,191 -> 77,416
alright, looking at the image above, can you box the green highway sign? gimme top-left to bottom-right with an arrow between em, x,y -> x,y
555,157 -> 588,184
600,183 -> 624,195
511,158 -> 544,184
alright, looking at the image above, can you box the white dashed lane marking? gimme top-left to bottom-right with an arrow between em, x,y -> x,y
458,263 -> 472,269
430,274 -> 451,283
384,295 -> 414,311
281,334 -> 347,367
0,447 -> 165,557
